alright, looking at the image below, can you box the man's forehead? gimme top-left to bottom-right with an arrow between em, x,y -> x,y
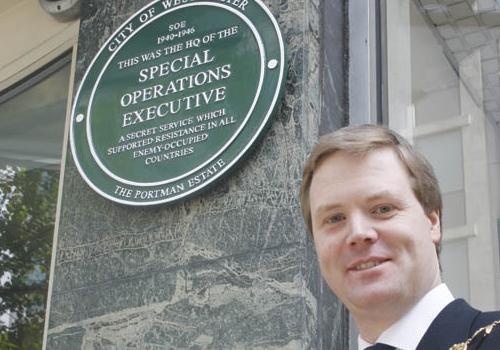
310,149 -> 414,203
314,147 -> 404,174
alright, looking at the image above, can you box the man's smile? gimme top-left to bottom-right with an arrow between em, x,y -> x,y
348,257 -> 391,272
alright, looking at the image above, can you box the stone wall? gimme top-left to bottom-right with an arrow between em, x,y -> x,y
45,0 -> 349,348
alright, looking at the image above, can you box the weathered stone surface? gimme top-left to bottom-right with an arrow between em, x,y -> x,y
46,0 -> 349,348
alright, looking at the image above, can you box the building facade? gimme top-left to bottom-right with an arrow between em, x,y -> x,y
0,0 -> 499,349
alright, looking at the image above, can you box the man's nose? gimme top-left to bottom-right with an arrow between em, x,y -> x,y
346,213 -> 378,246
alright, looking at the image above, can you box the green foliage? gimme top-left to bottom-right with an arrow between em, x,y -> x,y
0,167 -> 58,349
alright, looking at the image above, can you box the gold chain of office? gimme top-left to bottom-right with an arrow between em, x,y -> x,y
449,320 -> 500,350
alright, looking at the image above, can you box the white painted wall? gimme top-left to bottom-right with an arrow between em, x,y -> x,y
386,0 -> 500,310
485,117 -> 500,308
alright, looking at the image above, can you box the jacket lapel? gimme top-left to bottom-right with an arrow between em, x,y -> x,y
416,299 -> 480,350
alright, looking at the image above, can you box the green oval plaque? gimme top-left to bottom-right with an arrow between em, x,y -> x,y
70,0 -> 286,205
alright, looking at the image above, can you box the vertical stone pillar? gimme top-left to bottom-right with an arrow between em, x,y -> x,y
45,0 -> 349,348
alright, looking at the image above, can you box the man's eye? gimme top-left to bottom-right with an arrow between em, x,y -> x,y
327,213 -> 346,224
373,205 -> 394,215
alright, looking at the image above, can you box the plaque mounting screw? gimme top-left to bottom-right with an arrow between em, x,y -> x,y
76,114 -> 85,123
267,59 -> 278,69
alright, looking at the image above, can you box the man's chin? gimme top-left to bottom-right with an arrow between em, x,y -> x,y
345,285 -> 403,312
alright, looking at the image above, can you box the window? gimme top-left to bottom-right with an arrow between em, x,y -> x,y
0,53 -> 71,348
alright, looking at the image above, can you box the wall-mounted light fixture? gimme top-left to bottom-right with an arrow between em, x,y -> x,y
39,0 -> 80,22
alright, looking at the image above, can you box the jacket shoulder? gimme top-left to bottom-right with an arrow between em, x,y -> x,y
449,310 -> 500,349
467,311 -> 500,349
472,310 -> 500,329
418,299 -> 500,350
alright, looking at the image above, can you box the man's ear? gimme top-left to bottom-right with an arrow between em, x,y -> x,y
428,210 -> 441,243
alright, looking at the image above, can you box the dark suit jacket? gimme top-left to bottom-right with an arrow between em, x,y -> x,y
416,299 -> 500,350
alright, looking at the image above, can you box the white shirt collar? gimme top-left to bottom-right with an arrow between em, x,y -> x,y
358,283 -> 454,350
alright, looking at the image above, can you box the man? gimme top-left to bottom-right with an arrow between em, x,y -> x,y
299,124 -> 500,350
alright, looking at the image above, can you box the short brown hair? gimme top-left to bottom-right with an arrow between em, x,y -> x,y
300,124 -> 442,251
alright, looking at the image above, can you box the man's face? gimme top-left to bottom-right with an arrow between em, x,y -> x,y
309,148 -> 441,317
